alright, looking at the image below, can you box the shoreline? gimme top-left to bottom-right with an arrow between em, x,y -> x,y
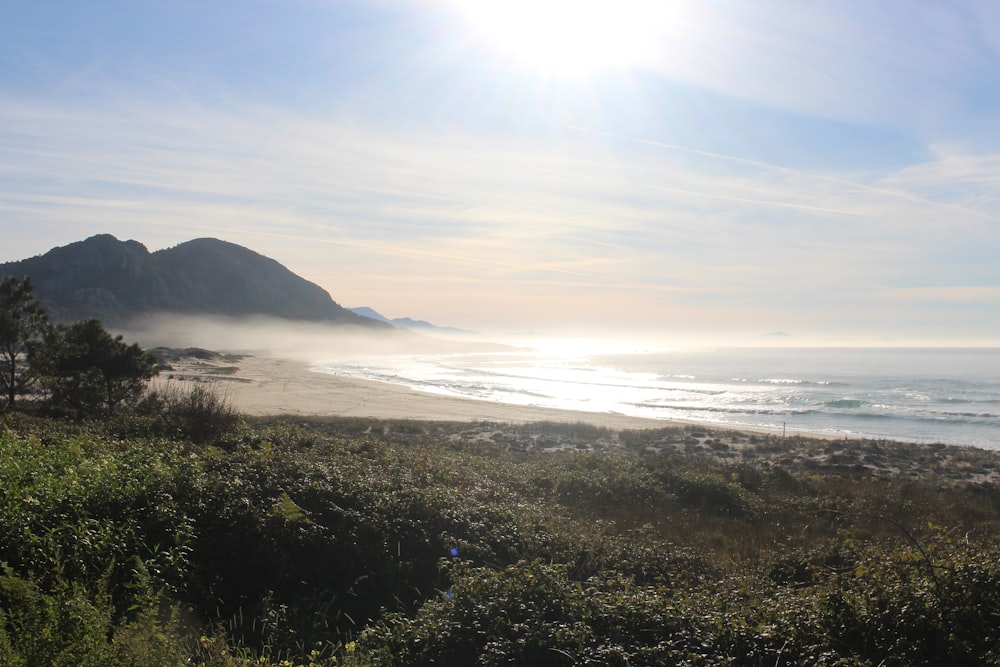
155,351 -> 815,438
153,349 -> 1000,482
157,352 -> 673,431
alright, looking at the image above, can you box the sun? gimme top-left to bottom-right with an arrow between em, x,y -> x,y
451,0 -> 669,77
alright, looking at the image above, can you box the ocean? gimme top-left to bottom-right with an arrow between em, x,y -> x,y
312,347 -> 1000,449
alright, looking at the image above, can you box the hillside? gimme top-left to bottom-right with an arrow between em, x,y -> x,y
0,234 -> 389,327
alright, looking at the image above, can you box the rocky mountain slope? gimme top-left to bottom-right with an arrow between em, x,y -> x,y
0,234 -> 387,327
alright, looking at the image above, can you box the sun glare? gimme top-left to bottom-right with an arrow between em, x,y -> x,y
452,0 -> 669,76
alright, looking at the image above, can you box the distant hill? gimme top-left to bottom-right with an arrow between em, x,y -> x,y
348,306 -> 472,334
347,306 -> 394,324
0,234 -> 389,328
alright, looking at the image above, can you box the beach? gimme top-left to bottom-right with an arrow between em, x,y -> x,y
151,348 -> 1000,485
153,346 -> 1000,450
155,350 -> 674,430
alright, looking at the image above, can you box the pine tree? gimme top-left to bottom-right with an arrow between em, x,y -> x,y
0,276 -> 49,408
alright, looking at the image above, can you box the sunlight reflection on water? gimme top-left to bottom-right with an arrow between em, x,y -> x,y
313,347 -> 1000,449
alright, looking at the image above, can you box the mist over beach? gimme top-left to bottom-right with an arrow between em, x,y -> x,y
118,312 -> 1000,449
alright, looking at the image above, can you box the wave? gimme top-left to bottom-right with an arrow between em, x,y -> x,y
632,402 -> 816,417
941,397 -> 1000,406
436,364 -> 680,394
313,349 -> 1000,448
936,410 -> 1000,420
724,377 -> 849,387
825,399 -> 865,409
759,378 -> 848,387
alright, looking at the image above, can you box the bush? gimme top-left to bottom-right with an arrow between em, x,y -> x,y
2,414 -> 1000,664
356,559 -> 713,666
0,565 -> 192,667
140,382 -> 243,444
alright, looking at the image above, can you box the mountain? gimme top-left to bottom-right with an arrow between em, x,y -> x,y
348,306 -> 393,324
0,234 -> 388,327
348,307 -> 472,334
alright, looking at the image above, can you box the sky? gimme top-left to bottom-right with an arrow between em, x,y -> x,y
2,0 -> 1000,346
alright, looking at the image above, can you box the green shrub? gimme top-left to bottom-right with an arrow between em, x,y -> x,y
139,382 -> 244,445
357,560 -> 701,666
2,413 -> 1000,664
0,564 -> 193,666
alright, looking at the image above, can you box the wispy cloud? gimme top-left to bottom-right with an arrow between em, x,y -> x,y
885,285 -> 1000,303
2,72 -> 1000,338
625,0 -> 998,138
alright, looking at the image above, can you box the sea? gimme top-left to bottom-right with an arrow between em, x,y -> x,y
312,347 -> 1000,449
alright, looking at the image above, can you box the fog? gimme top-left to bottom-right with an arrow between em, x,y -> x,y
117,315 -> 963,370
119,314 -> 515,362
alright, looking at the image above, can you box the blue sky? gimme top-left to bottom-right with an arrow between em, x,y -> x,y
2,0 -> 1000,344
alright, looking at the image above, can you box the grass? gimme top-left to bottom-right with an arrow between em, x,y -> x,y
0,407 -> 999,665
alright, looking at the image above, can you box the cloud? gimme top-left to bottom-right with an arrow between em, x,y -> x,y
2,89 -> 1000,339
627,0 -> 998,137
884,285 -> 1000,303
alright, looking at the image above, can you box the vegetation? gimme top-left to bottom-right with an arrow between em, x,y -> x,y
0,275 -> 157,416
3,275 -> 1000,663
0,404 -> 999,665
0,276 -> 48,408
34,318 -> 157,416
3,277 -> 1000,663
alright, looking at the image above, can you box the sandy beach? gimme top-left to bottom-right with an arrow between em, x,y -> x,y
151,348 -> 1000,482
155,351 -> 675,430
